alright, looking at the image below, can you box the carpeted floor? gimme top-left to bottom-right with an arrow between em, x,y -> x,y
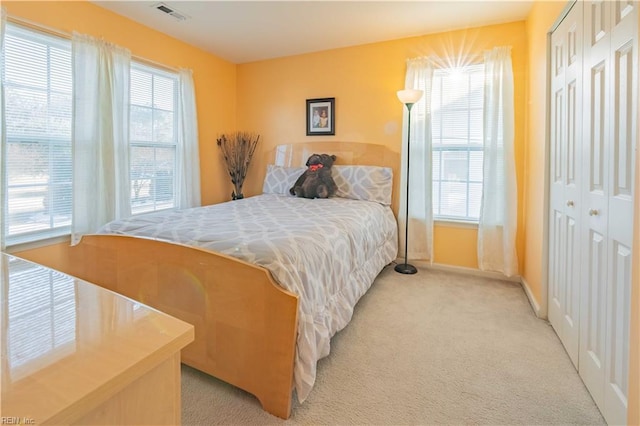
181,265 -> 606,425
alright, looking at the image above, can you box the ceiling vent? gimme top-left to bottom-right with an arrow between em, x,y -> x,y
152,3 -> 189,22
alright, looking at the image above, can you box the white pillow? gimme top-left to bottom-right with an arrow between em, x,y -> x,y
262,164 -> 307,195
332,165 -> 393,205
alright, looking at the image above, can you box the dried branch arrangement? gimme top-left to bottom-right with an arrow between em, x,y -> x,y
216,132 -> 260,200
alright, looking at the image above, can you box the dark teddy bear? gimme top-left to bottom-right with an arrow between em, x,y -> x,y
289,153 -> 338,199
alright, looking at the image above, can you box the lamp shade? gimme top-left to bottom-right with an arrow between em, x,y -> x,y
397,89 -> 424,105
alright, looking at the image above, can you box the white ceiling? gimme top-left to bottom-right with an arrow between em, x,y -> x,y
92,1 -> 535,64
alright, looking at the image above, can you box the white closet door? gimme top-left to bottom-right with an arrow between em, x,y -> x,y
549,1 -> 636,423
548,0 -> 583,368
580,0 -> 611,411
603,1 -> 636,424
580,1 -> 636,424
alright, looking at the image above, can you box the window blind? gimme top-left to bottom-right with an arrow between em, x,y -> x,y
129,63 -> 178,214
431,64 -> 485,221
3,24 -> 73,244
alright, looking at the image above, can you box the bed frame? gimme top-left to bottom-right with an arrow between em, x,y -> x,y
46,142 -> 399,419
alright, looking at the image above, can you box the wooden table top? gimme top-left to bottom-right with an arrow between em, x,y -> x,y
0,253 -> 194,424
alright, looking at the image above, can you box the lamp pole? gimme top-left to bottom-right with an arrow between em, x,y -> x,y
395,89 -> 423,275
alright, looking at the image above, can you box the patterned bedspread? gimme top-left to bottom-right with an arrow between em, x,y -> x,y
99,193 -> 398,402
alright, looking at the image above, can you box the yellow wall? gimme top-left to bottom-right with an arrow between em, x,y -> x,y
236,21 -> 527,270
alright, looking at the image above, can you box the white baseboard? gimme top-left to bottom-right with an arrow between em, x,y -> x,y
520,276 -> 544,318
409,260 -> 521,283
400,259 -> 546,319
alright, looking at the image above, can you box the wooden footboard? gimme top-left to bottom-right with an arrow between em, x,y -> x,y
62,234 -> 299,419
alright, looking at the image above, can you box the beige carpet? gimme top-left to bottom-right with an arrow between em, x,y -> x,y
181,265 -> 605,425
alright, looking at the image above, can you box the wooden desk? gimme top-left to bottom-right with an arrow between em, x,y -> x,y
0,254 -> 194,425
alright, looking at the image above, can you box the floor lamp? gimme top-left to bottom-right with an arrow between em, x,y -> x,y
395,88 -> 424,275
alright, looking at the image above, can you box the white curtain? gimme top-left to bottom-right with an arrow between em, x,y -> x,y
71,33 -> 131,245
478,46 -> 518,276
400,57 -> 433,262
176,68 -> 201,209
0,8 -> 6,250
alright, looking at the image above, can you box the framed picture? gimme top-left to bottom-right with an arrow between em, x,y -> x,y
306,97 -> 335,136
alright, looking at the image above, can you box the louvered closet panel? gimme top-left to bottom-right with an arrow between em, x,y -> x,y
549,1 -> 637,424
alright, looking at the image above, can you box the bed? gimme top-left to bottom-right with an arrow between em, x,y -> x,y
57,142 -> 400,419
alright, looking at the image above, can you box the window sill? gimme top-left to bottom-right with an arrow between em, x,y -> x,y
434,219 -> 479,229
6,234 -> 71,254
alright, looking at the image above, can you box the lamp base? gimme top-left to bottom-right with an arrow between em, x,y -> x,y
394,263 -> 418,274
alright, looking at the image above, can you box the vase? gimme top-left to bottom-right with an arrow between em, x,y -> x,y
232,182 -> 244,200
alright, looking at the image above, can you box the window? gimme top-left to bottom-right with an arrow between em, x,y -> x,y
431,64 -> 484,222
129,63 -> 178,214
3,24 -> 73,245
2,25 -> 187,245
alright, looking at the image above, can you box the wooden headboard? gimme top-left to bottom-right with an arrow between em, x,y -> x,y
266,142 -> 400,214
269,142 -> 398,170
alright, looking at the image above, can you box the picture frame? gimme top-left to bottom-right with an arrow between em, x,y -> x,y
306,97 -> 335,136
